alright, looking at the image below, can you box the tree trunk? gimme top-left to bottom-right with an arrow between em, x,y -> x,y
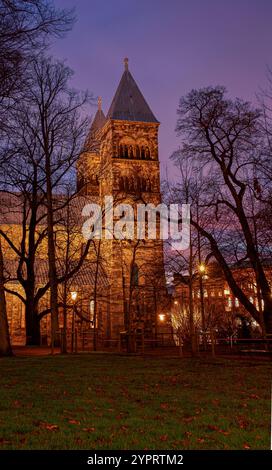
189,229 -> 197,356
62,284 -> 68,354
263,303 -> 272,334
0,240 -> 12,356
93,240 -> 101,351
25,297 -> 40,346
45,152 -> 59,350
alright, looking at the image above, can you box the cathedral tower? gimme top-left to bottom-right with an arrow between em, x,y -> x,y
78,59 -> 166,341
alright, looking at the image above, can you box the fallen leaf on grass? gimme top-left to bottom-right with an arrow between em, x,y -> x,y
237,416 -> 249,429
159,434 -> 168,442
34,421 -> 59,431
211,399 -> 220,406
219,430 -> 230,436
68,419 -> 80,425
183,416 -> 196,423
13,400 -> 21,408
243,443 -> 251,449
207,425 -> 219,431
0,438 -> 11,445
82,427 -> 96,432
206,425 -> 230,436
120,425 -> 129,432
160,403 -> 169,410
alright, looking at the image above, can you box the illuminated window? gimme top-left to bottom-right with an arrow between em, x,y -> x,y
224,289 -> 230,296
250,297 -> 254,304
226,298 -> 232,311
90,299 -> 95,328
20,304 -> 25,329
235,298 -> 239,307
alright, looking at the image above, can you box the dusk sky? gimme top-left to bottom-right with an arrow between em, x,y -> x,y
52,0 -> 272,177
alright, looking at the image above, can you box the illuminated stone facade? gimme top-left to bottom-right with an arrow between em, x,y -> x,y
77,60 -> 167,339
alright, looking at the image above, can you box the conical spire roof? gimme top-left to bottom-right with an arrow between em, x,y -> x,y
84,97 -> 106,153
107,58 -> 158,123
90,97 -> 106,132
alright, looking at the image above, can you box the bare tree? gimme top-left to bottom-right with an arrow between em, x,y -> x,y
0,0 -> 74,355
0,56 -> 93,345
0,238 -> 12,355
173,86 -> 272,333
0,0 -> 74,107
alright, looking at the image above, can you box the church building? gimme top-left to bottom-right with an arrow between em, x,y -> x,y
2,59 -> 169,348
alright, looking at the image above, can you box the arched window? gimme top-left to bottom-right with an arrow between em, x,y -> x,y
119,176 -> 125,191
145,147 -> 150,159
141,146 -> 145,159
119,144 -> 124,157
124,145 -> 129,158
141,178 -> 146,192
136,176 -> 141,192
131,264 -> 139,287
129,177 -> 135,192
124,177 -> 129,191
136,145 -> 140,159
129,145 -> 134,158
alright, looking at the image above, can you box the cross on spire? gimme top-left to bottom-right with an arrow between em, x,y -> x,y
124,57 -> 129,71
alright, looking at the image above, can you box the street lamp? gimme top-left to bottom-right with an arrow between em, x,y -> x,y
199,263 -> 206,274
198,263 -> 207,349
159,313 -> 165,322
71,291 -> 77,302
70,291 -> 77,352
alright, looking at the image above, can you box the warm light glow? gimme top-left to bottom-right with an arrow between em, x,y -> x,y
71,291 -> 78,301
199,263 -> 206,273
159,314 -> 165,322
174,300 -> 178,305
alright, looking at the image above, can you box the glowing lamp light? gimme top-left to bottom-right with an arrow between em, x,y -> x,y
71,291 -> 78,302
199,264 -> 206,273
174,300 -> 178,305
159,314 -> 166,322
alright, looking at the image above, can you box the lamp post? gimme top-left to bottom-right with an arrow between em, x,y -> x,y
198,264 -> 207,350
70,291 -> 77,352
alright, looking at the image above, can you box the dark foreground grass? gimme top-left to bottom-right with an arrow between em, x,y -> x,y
0,354 -> 271,450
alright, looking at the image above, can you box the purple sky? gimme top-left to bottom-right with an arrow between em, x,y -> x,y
52,0 -> 272,177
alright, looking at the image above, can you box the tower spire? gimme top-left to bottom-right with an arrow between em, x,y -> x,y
107,59 -> 158,123
124,57 -> 129,71
98,96 -> 102,111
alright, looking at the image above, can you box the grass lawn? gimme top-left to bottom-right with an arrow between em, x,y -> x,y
0,354 -> 271,450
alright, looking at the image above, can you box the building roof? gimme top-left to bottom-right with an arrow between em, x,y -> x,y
3,258 -> 109,289
90,104 -> 107,133
0,191 -> 99,225
83,98 -> 107,153
107,58 -> 159,123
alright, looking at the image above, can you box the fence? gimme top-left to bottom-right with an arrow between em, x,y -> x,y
53,328 -> 272,356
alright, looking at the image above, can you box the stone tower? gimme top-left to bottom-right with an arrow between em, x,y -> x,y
78,59 -> 166,340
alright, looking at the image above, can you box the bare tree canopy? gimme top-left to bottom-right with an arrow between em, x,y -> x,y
0,0 -> 74,103
171,86 -> 272,334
